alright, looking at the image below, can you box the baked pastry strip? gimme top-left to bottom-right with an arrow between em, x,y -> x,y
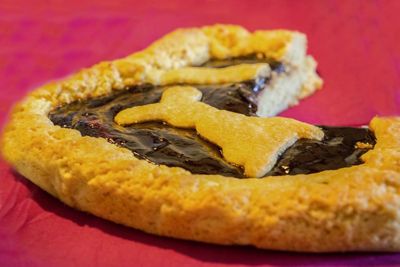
115,86 -> 324,177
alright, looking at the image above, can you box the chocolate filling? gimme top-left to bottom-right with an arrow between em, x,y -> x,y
49,57 -> 375,178
265,126 -> 375,176
50,82 -> 264,178
49,85 -> 375,178
201,54 -> 285,73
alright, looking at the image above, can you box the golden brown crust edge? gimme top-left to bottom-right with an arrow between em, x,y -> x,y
28,24 -> 322,107
2,25 -> 400,252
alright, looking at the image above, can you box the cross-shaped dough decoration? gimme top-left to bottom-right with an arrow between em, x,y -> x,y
115,86 -> 324,177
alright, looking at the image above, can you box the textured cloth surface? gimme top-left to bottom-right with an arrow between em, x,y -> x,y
1,1 -> 400,266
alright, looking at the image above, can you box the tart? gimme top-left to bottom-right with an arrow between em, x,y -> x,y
2,25 -> 400,252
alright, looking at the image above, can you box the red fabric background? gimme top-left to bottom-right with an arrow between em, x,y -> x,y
1,1 -> 400,266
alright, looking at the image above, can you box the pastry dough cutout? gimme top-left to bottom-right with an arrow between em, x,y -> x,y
144,63 -> 270,86
115,86 -> 324,177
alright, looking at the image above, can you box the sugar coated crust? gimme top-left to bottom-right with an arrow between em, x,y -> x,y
2,25 -> 400,252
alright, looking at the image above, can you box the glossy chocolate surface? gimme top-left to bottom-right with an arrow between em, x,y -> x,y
201,54 -> 285,73
49,57 -> 375,178
265,126 -> 375,176
49,84 -> 375,178
50,83 -> 265,178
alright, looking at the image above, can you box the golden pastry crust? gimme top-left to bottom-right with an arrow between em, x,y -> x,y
28,24 -> 322,114
2,24 -> 400,252
145,63 -> 271,85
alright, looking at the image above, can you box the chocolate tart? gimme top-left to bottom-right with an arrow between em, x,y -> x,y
2,25 -> 400,252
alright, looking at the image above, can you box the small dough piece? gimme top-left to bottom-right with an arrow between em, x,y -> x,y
116,86 -> 323,177
146,63 -> 271,85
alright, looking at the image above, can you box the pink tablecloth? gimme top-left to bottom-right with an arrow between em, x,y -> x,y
1,1 -> 400,266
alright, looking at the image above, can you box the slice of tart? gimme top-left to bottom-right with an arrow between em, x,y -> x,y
2,25 -> 400,252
